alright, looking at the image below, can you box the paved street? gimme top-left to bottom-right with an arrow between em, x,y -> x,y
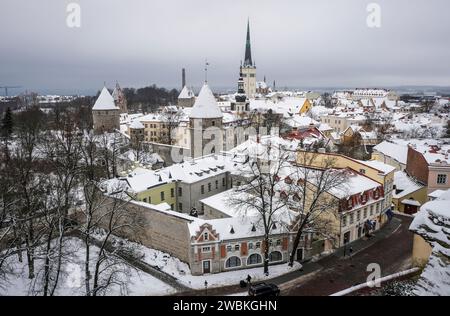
283,214 -> 414,296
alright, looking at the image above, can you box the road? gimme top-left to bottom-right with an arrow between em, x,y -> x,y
283,214 -> 414,296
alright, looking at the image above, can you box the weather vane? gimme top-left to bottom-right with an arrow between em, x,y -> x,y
204,59 -> 209,83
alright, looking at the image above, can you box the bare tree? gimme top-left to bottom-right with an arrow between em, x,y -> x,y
160,106 -> 183,145
98,132 -> 123,179
10,107 -> 47,279
79,172 -> 143,296
36,117 -> 83,296
286,151 -> 348,266
229,140 -> 293,275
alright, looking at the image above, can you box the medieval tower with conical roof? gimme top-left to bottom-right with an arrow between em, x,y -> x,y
92,86 -> 120,134
189,83 -> 223,158
240,20 -> 256,98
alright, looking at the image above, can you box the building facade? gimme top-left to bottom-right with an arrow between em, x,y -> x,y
92,87 -> 120,134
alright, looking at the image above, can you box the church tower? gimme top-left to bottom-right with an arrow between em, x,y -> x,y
189,83 -> 223,158
240,20 -> 256,98
112,82 -> 128,113
233,69 -> 249,114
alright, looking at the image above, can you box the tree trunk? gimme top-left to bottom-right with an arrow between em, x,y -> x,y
263,235 -> 269,275
43,226 -> 54,296
50,215 -> 65,296
85,236 -> 91,296
288,219 -> 308,267
25,221 -> 35,279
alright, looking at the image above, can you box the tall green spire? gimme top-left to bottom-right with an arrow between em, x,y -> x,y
244,19 -> 253,67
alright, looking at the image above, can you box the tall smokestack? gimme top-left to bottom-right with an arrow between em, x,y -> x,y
182,68 -> 186,89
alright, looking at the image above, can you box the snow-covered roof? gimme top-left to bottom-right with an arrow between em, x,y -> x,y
357,160 -> 396,175
373,141 -> 408,165
401,199 -> 421,207
284,115 -> 319,129
189,189 -> 295,240
329,169 -> 382,199
92,87 -> 119,110
159,154 -> 233,184
189,84 -> 223,119
428,189 -> 446,199
178,86 -> 195,99
103,168 -> 174,194
129,120 -> 144,129
256,81 -> 268,89
393,171 -> 424,199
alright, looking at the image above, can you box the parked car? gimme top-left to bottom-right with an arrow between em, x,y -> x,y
248,282 -> 280,296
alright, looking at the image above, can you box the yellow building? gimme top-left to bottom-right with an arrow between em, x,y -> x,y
392,171 -> 427,215
296,151 -> 396,225
135,181 -> 176,209
412,234 -> 432,267
118,168 -> 177,210
299,99 -> 312,114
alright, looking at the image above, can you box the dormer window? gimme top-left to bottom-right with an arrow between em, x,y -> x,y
203,232 -> 209,241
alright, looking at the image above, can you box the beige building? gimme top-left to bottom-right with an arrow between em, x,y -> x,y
139,114 -> 169,143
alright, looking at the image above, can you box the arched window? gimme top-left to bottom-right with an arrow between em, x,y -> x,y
269,251 -> 282,262
247,253 -> 262,265
225,256 -> 241,268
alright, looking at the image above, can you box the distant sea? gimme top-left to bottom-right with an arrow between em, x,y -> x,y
4,85 -> 450,97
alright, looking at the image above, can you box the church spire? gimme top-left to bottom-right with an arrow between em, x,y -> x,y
244,19 -> 253,67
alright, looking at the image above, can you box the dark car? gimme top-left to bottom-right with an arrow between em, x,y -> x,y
248,282 -> 280,296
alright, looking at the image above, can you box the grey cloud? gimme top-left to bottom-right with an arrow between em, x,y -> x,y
0,0 -> 449,94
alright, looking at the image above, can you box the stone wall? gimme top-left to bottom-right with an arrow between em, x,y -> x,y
79,196 -> 193,264
93,109 -> 120,134
147,142 -> 190,167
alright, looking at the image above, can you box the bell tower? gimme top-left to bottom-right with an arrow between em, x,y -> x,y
240,19 -> 256,98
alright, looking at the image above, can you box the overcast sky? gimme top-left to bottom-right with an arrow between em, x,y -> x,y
1,0 -> 450,95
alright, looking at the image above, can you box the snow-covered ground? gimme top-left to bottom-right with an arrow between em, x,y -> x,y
0,237 -> 176,296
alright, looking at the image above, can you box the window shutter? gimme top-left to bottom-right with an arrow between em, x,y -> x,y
220,245 -> 227,258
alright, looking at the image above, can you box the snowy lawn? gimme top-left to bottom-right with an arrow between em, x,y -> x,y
0,237 -> 176,296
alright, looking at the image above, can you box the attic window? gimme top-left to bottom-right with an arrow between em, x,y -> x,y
251,224 -> 256,232
272,223 -> 277,230
203,232 -> 209,241
230,226 -> 235,234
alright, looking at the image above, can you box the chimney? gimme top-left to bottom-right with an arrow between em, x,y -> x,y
182,68 -> 186,89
